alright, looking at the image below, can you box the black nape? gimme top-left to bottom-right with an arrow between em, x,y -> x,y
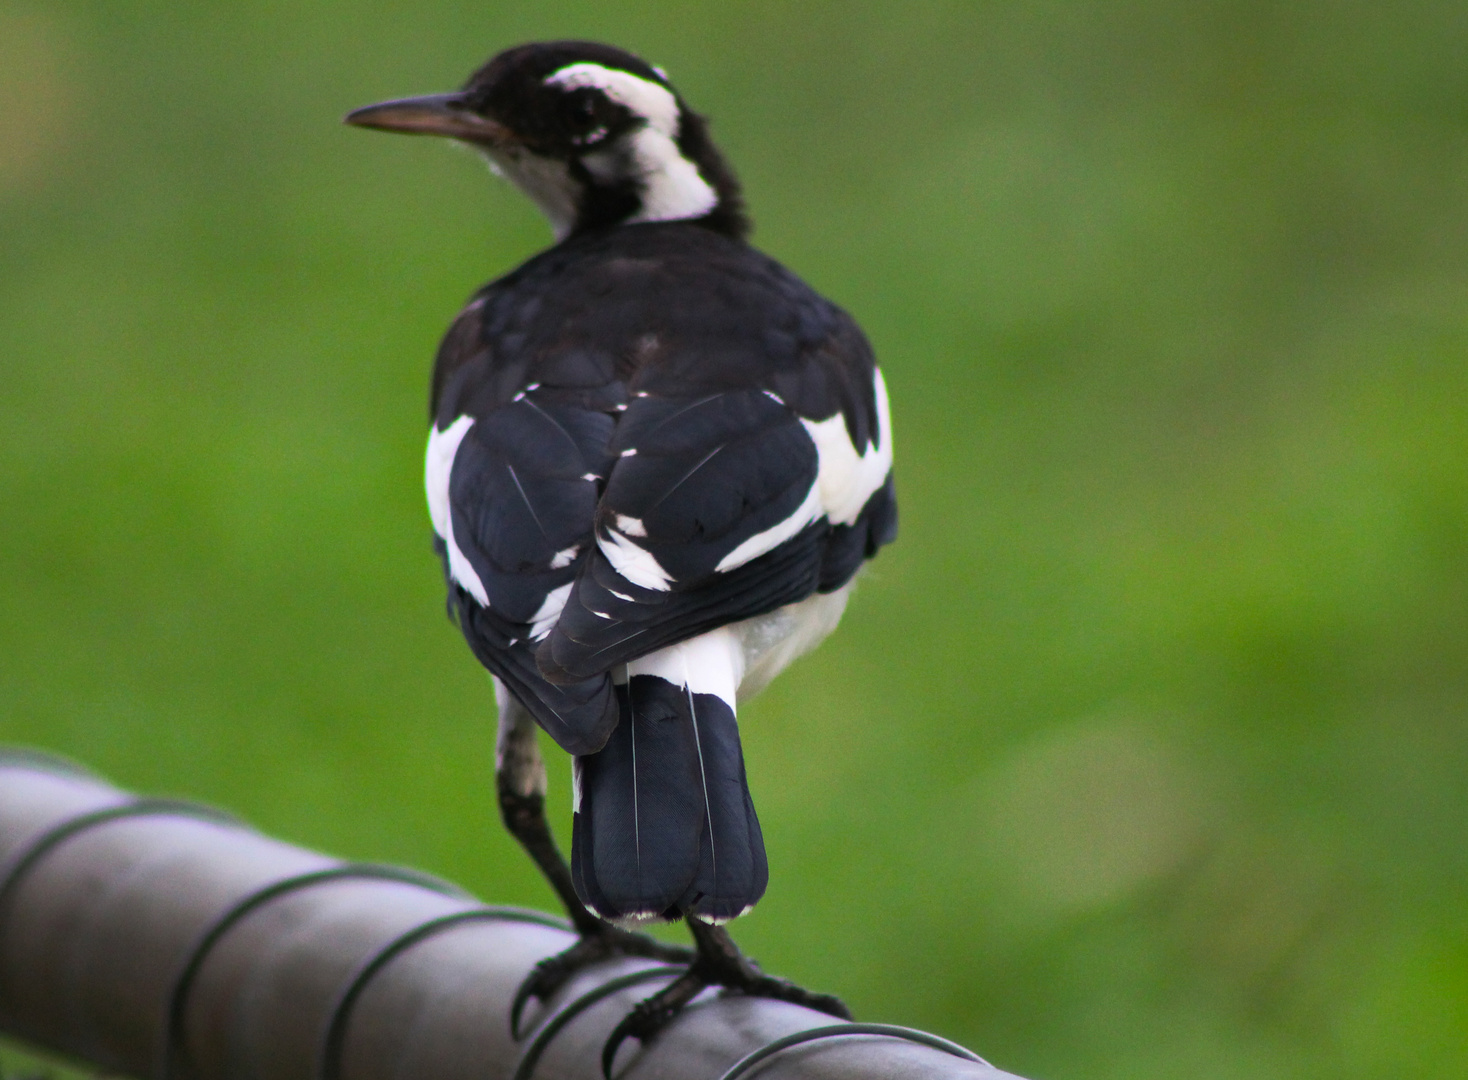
676,108 -> 750,240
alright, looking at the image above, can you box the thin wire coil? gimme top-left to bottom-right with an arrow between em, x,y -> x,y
511,966 -> 684,1080
160,862 -> 478,1080
0,799 -> 240,924
317,904 -> 570,1080
0,758 -> 995,1080
715,1022 -> 991,1080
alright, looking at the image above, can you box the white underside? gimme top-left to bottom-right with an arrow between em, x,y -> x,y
617,581 -> 854,709
730,583 -> 852,701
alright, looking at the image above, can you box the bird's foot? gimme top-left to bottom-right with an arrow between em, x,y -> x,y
599,920 -> 849,1078
511,923 -> 694,1038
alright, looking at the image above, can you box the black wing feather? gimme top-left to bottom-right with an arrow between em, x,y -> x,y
441,394 -> 622,752
433,222 -> 895,751
449,397 -> 611,620
535,386 -> 827,682
602,388 -> 817,575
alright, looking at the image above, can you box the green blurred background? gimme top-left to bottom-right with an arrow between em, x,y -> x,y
3,2 -> 1467,1078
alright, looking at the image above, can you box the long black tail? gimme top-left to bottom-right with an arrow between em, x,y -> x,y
571,674 -> 767,923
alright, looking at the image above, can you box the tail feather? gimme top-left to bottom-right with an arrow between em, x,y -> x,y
678,680 -> 767,921
572,678 -> 706,920
571,664 -> 766,922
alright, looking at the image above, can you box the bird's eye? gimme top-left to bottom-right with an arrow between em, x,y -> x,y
565,93 -> 611,147
572,95 -> 599,124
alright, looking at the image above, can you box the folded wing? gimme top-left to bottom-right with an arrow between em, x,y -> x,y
537,374 -> 894,685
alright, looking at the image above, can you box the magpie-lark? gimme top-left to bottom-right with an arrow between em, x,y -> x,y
348,41 -> 896,1068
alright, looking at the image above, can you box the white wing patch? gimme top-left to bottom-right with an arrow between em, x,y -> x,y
598,524 -> 674,591
529,582 -> 574,641
802,367 -> 894,526
711,366 -> 893,576
714,477 -> 823,573
426,415 -> 471,539
425,416 -> 488,606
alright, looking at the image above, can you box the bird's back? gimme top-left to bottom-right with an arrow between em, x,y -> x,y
428,222 -> 894,753
433,222 -> 876,433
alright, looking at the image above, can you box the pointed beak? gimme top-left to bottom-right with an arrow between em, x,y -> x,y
344,92 -> 513,144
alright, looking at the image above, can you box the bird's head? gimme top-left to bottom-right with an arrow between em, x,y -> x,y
346,41 -> 747,241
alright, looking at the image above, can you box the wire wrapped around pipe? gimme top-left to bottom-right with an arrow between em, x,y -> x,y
0,751 -> 1028,1080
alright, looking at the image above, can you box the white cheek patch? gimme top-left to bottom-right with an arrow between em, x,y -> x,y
621,128 -> 718,224
425,417 -> 489,606
803,367 -> 894,526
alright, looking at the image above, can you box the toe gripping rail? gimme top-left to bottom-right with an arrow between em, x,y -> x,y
0,750 -> 1027,1080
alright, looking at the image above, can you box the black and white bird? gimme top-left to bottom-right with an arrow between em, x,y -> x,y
347,40 -> 896,1066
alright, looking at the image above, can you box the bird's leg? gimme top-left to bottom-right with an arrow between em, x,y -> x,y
600,915 -> 851,1076
493,689 -> 692,1036
494,688 -> 593,933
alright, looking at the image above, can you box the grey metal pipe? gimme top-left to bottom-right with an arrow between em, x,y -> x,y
0,751 -> 1027,1080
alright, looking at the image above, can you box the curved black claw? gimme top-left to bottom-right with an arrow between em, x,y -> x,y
511,927 -> 694,1038
598,957 -> 851,1077
601,971 -> 706,1079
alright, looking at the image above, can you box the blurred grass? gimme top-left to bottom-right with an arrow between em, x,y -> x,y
3,2 -> 1468,1078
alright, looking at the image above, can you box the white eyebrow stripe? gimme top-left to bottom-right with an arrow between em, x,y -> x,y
544,63 -> 680,135
544,62 -> 718,226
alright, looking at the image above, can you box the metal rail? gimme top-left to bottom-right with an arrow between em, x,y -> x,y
0,750 -> 1026,1080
